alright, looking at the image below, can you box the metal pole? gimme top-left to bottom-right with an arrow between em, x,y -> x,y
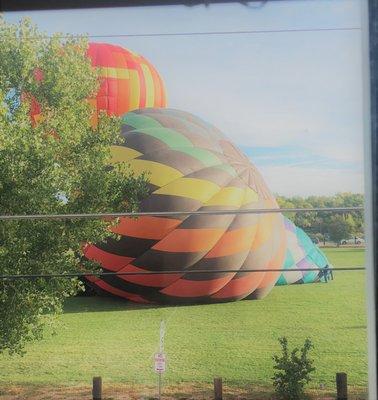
0,206 -> 364,221
0,266 -> 366,281
158,372 -> 162,400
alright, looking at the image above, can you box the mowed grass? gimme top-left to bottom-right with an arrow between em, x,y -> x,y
0,248 -> 367,395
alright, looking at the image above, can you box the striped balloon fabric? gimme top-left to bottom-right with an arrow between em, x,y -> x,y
84,108 -> 287,304
276,218 -> 331,286
27,43 -> 167,126
87,43 -> 167,120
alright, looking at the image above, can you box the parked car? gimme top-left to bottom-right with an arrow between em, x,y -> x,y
340,237 -> 365,245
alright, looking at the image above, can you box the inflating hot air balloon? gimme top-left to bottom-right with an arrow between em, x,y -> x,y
28,42 -> 167,125
84,108 -> 287,304
276,218 -> 332,285
87,43 -> 167,120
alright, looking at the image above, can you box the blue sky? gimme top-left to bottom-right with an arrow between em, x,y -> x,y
4,0 -> 366,196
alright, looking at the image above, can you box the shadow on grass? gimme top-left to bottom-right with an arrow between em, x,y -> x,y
63,296 -> 158,313
343,325 -> 367,330
63,295 -> 214,314
63,293 -> 243,314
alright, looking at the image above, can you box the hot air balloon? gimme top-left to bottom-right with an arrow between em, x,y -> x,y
28,42 -> 167,125
276,218 -> 332,285
87,43 -> 167,121
83,108 -> 287,304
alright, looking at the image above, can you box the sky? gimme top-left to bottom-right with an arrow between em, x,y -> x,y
4,0 -> 366,196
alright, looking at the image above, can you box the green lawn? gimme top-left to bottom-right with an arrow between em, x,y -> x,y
0,248 -> 367,397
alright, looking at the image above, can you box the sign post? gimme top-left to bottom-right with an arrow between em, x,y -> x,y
154,321 -> 166,400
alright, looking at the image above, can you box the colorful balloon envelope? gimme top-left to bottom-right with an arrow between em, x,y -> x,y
84,108 -> 287,304
87,43 -> 167,121
28,42 -> 167,125
276,218 -> 332,286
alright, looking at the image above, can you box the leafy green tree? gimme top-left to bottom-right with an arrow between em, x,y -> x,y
276,193 -> 364,242
327,214 -> 355,245
0,18 -> 149,354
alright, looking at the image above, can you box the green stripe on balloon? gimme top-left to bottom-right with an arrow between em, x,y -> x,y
134,127 -> 192,148
176,147 -> 221,167
122,112 -> 162,129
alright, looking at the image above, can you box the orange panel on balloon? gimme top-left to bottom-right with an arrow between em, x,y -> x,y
251,215 -> 275,251
119,264 -> 182,287
256,233 -> 287,290
205,225 -> 258,258
161,275 -> 234,297
84,244 -> 134,271
152,228 -> 225,253
94,280 -> 150,303
111,216 -> 181,240
211,273 -> 264,300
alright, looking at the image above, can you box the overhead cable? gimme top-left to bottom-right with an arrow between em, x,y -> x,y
0,206 -> 364,221
0,267 -> 365,280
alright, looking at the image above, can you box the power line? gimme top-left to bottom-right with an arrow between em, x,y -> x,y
21,26 -> 361,41
72,26 -> 361,38
0,206 -> 364,221
0,267 -> 365,280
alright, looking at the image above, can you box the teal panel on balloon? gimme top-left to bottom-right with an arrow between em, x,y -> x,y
277,217 -> 332,286
284,250 -> 296,269
276,275 -> 288,286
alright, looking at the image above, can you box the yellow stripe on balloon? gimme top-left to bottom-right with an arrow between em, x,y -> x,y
110,146 -> 142,163
155,178 -> 220,203
141,64 -> 155,107
205,187 -> 245,207
128,70 -> 141,110
242,187 -> 259,205
98,66 -> 130,80
128,159 -> 183,187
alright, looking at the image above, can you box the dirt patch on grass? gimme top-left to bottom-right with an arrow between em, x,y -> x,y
0,383 -> 367,400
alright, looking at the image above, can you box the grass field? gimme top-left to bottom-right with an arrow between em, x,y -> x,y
0,248 -> 367,399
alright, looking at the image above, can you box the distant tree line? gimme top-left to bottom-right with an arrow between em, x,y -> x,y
276,193 -> 364,245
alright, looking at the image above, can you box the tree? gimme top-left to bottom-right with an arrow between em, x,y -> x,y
0,18 -> 149,354
326,214 -> 355,245
276,193 -> 364,242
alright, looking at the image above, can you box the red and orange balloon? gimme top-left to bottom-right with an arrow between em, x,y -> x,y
87,43 -> 167,120
28,42 -> 167,124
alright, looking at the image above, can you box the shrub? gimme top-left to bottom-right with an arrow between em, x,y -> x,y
272,337 -> 315,400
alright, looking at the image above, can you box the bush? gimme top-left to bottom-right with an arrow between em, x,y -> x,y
272,337 -> 315,400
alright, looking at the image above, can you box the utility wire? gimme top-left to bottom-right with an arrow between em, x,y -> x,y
0,206 -> 364,221
0,267 -> 365,280
70,27 -> 361,38
21,26 -> 361,41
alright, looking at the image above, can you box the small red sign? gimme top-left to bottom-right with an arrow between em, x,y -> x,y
154,353 -> 166,373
